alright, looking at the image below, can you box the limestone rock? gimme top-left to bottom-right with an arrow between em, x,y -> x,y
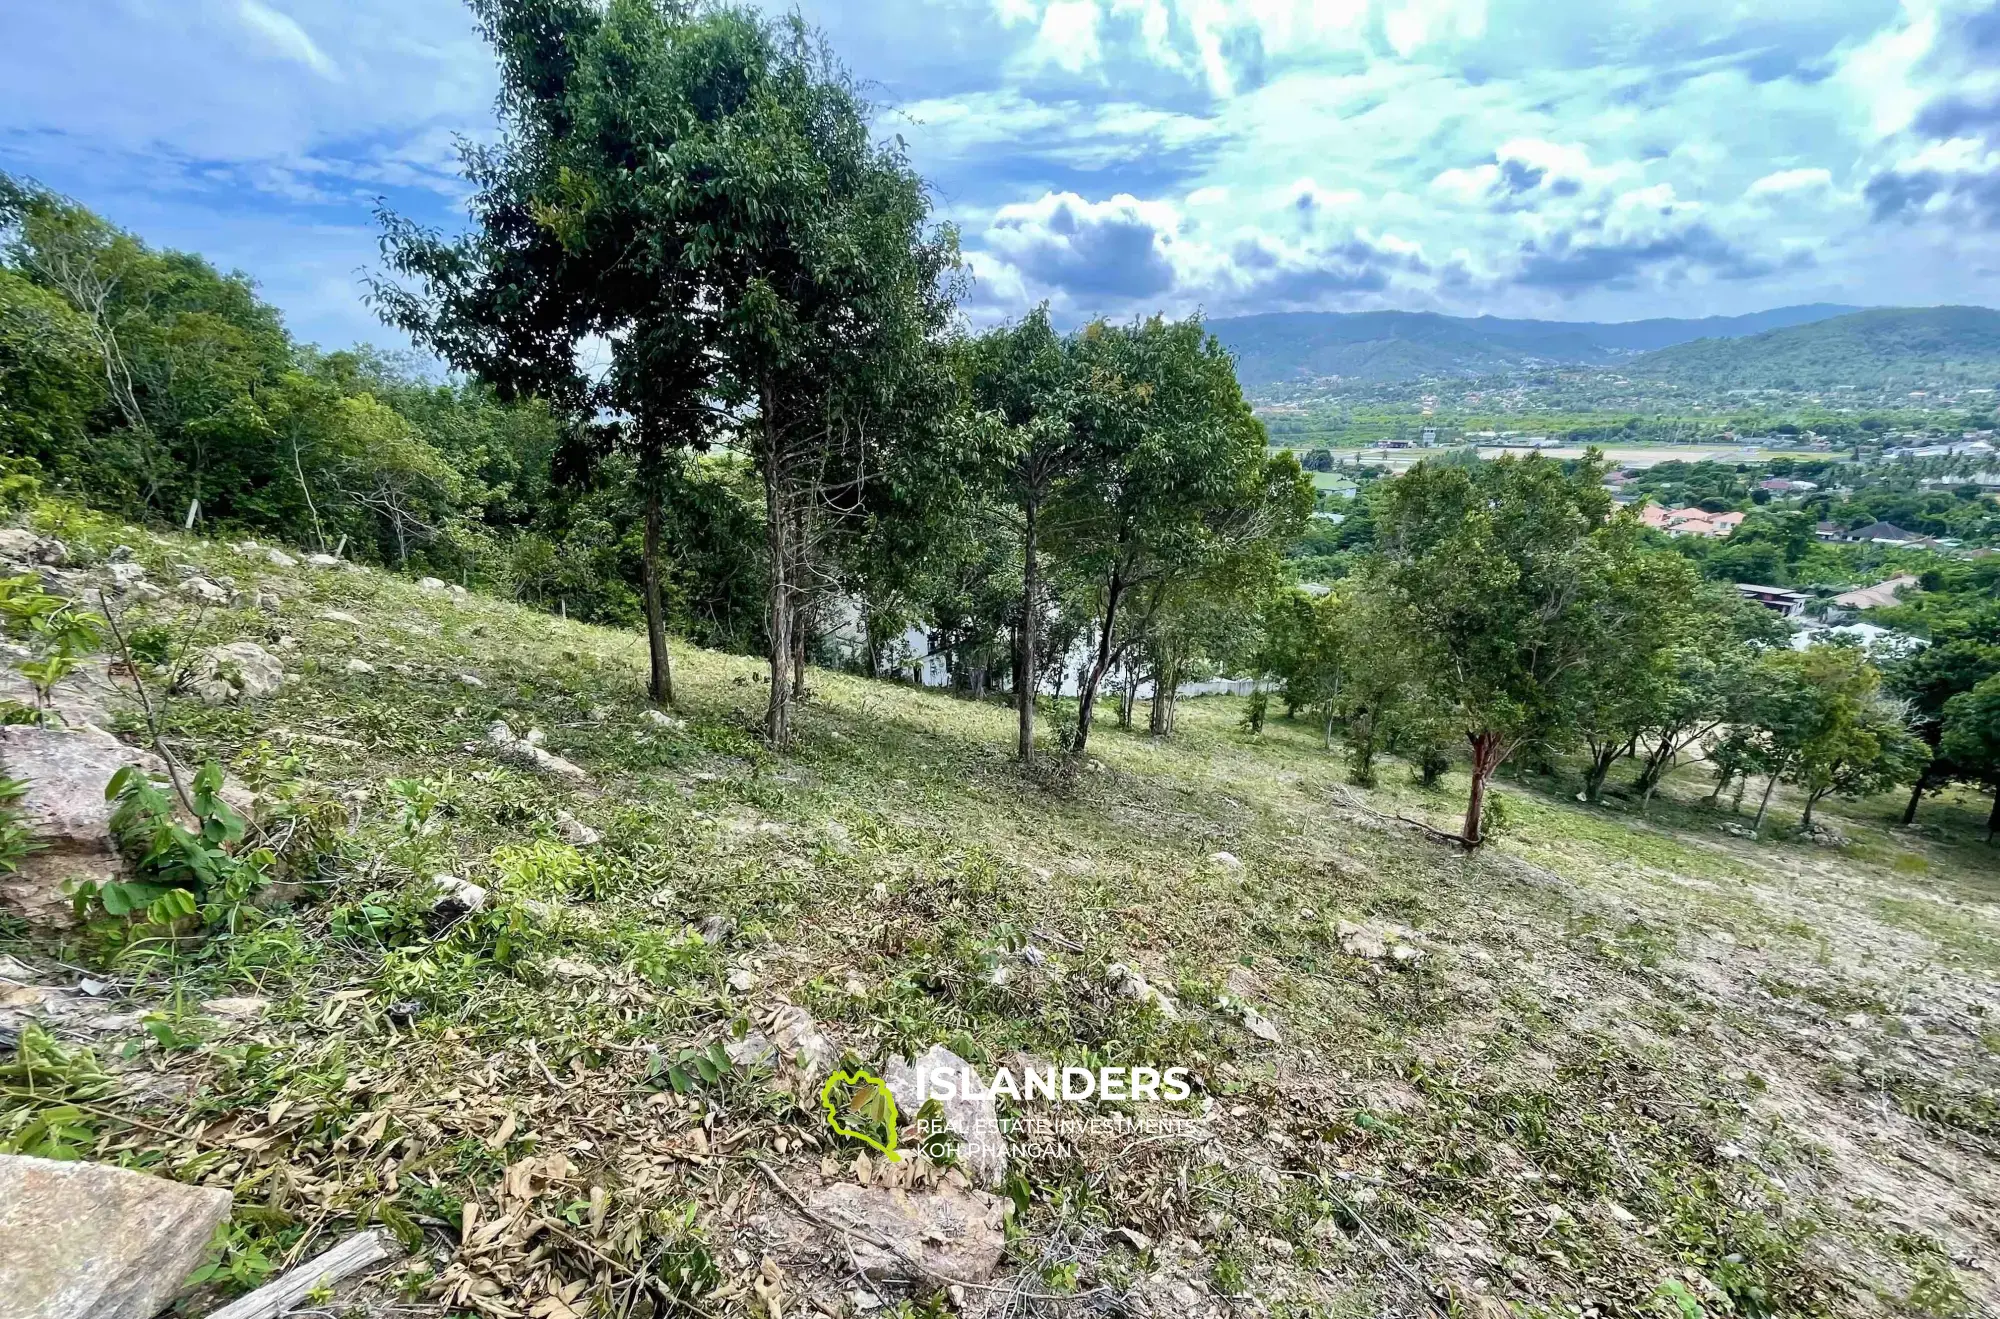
106,562 -> 148,591
554,811 -> 602,847
458,673 -> 486,689
179,577 -> 230,605
768,1003 -> 836,1083
191,641 -> 284,704
805,1183 -> 1008,1284
416,576 -> 449,593
486,720 -> 587,781
884,1045 -> 1008,1188
0,1153 -> 234,1319
345,659 -> 376,675
0,725 -> 167,929
643,708 -> 685,730
265,549 -> 297,569
304,553 -> 343,570
0,529 -> 43,562
320,610 -> 360,626
1208,850 -> 1243,869
1337,919 -> 1423,964
429,874 -> 488,920
693,914 -> 735,944
1107,962 -> 1178,1018
253,590 -> 282,613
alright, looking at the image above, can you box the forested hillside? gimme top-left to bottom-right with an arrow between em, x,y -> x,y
1209,305 -> 1860,391
1625,306 -> 2000,389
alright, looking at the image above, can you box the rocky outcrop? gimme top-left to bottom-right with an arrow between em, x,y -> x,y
884,1045 -> 1008,1189
805,1182 -> 1008,1284
190,641 -> 284,705
486,720 -> 587,781
0,725 -> 168,928
0,1153 -> 233,1319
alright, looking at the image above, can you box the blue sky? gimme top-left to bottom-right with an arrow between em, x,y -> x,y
4,0 -> 1996,354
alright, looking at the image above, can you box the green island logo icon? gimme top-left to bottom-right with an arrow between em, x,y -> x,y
820,1068 -> 903,1162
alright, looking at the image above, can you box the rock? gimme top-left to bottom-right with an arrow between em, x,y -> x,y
1802,821 -> 1849,848
191,641 -> 284,705
265,549 -> 297,569
178,577 -> 230,604
727,968 -> 760,993
884,1044 -> 1008,1188
35,539 -> 69,567
1107,962 -> 1178,1018
486,720 -> 587,781
344,659 -> 376,675
447,584 -> 468,599
202,996 -> 270,1020
643,708 -> 685,730
0,725 -> 170,929
805,1183 -> 1008,1284
320,610 -> 360,626
429,874 -> 488,920
106,562 -> 147,590
1220,997 -> 1281,1043
554,810 -> 601,847
0,1153 -> 234,1319
416,576 -> 449,593
1113,1227 -> 1154,1253
458,673 -> 486,689
107,545 -> 134,563
725,1031 -> 777,1067
694,915 -> 735,944
304,554 -> 343,570
125,582 -> 164,603
768,1003 -> 836,1082
1717,822 -> 1759,840
1208,851 -> 1243,869
253,590 -> 282,613
0,529 -> 43,562
1337,919 -> 1423,964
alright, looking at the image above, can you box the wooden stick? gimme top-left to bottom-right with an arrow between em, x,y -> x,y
203,1228 -> 400,1319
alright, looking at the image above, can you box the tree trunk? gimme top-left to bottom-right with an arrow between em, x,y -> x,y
1901,770 -> 1931,826
1072,575 -> 1125,757
763,426 -> 792,750
1463,731 -> 1504,846
1752,773 -> 1779,831
1149,652 -> 1169,737
641,477 -> 674,706
1017,504 -> 1038,763
1583,743 -> 1620,804
1987,786 -> 2000,843
791,597 -> 809,702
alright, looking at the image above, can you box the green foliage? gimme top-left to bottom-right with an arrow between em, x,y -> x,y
0,1025 -> 117,1160
0,572 -> 101,724
71,761 -> 271,931
0,776 -> 41,875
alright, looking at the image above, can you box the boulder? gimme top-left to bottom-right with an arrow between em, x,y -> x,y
191,641 -> 284,705
304,554 -> 343,570
486,720 -> 587,781
884,1044 -> 1008,1188
768,1003 -> 836,1083
416,576 -> 449,593
265,549 -> 297,569
0,1153 -> 234,1319
1107,962 -> 1178,1018
106,562 -> 147,591
0,725 -> 167,928
554,810 -> 602,847
0,529 -> 43,562
344,659 -> 376,676
805,1183 -> 1008,1284
179,577 -> 230,605
320,610 -> 360,627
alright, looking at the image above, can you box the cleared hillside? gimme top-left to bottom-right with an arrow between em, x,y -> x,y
2,506 -> 1997,1319
1627,306 -> 2000,390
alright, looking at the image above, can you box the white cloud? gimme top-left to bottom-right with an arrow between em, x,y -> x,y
1748,167 -> 1834,196
237,1 -> 339,80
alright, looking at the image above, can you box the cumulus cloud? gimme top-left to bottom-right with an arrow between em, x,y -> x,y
1748,167 -> 1834,196
1853,1 -> 2000,229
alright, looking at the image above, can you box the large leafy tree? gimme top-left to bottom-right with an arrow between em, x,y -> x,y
1058,316 -> 1305,757
1941,675 -> 2000,841
964,308 -> 1089,762
1371,452 -> 1624,845
377,0 -> 731,706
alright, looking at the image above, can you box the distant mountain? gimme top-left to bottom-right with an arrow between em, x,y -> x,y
1623,306 -> 2000,390
1209,305 -> 1863,392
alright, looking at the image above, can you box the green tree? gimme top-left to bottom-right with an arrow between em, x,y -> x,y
1940,675 -> 2000,840
1371,451 -> 1622,845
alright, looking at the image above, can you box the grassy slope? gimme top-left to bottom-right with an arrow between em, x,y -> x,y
1627,307 -> 2000,390
5,504 -> 1998,1319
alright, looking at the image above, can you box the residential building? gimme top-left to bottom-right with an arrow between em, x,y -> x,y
1640,504 -> 1743,538
1738,584 -> 1811,617
1830,575 -> 1918,614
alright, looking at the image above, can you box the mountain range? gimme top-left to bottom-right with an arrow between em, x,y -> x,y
1207,304 -> 2000,395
